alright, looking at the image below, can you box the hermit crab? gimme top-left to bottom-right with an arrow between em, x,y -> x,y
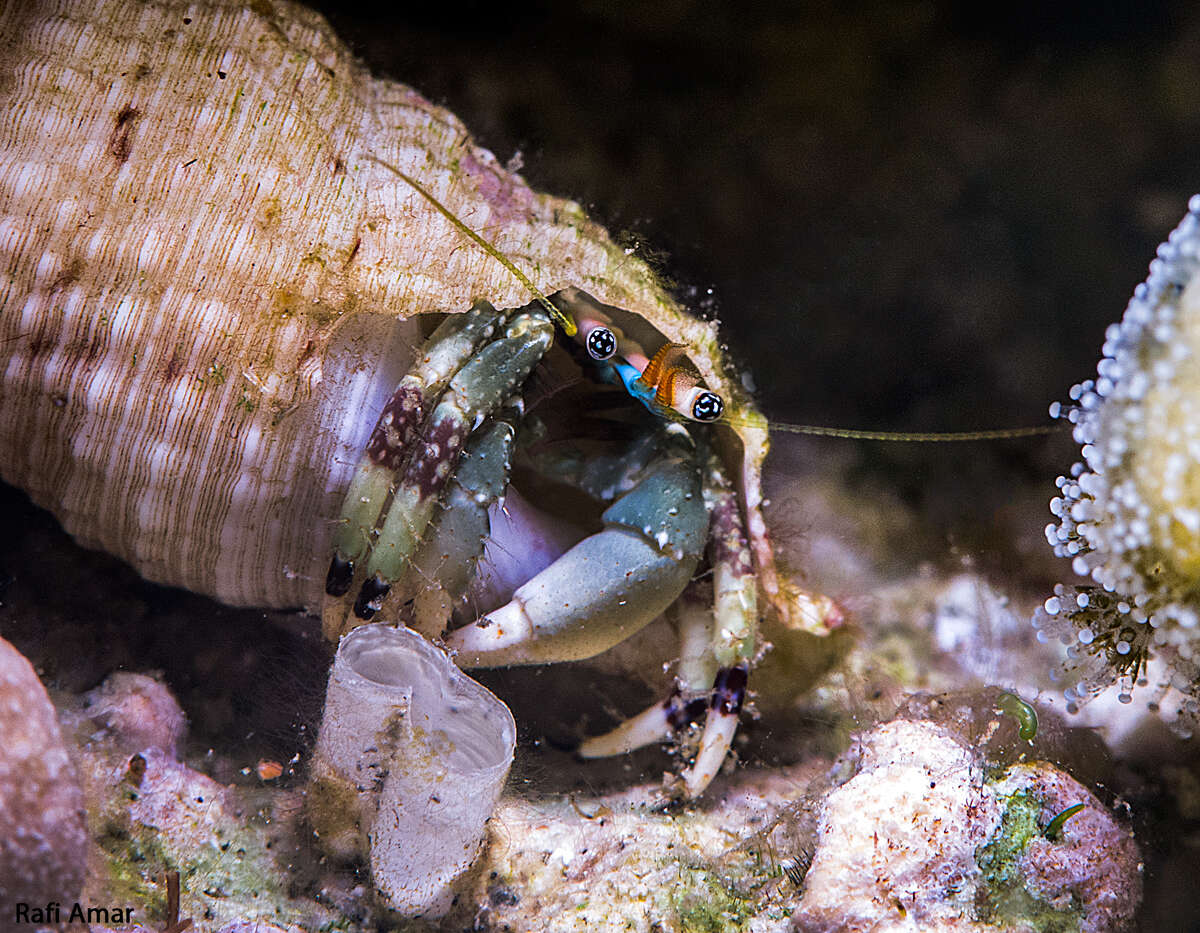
0,0 -> 837,796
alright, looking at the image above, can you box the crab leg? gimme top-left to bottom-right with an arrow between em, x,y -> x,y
576,590 -> 713,757
578,450 -> 758,797
678,451 -> 758,795
701,450 -> 758,669
681,664 -> 749,797
351,309 -> 555,621
325,301 -> 509,613
397,412 -> 517,638
445,425 -> 708,665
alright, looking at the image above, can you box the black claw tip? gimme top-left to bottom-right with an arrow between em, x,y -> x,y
353,576 -> 391,619
664,683 -> 708,731
325,554 -> 354,596
711,664 -> 749,716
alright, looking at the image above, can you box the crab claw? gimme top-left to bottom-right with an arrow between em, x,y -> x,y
445,443 -> 708,666
678,664 -> 748,796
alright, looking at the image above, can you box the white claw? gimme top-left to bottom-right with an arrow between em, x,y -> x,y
577,702 -> 672,758
445,601 -> 534,662
446,527 -> 698,667
681,708 -> 738,798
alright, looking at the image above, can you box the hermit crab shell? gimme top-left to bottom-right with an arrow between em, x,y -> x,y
0,0 -> 799,623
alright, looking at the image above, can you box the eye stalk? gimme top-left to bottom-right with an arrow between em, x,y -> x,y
630,343 -> 725,424
567,302 -> 620,360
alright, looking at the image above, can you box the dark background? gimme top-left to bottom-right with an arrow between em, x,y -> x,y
313,0 -> 1196,430
305,0 -> 1200,564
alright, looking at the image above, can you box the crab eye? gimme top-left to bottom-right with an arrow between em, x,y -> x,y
691,390 -> 724,423
584,325 -> 618,361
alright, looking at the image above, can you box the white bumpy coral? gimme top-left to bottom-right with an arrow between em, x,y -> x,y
1036,195 -> 1200,732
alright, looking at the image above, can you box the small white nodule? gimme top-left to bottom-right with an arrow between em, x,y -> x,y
308,624 -> 516,917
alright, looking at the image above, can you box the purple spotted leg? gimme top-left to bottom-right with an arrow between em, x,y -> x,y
324,302 -> 506,617
349,308 -> 554,622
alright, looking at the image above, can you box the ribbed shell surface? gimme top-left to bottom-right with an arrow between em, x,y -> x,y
0,0 -> 778,616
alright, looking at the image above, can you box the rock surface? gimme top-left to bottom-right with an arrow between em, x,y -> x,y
792,720 -> 1140,933
0,636 -> 87,910
84,672 -> 188,758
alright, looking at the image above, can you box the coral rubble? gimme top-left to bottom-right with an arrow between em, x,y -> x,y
984,763 -> 1141,933
794,720 -> 996,931
792,719 -> 1140,933
0,635 -> 87,912
84,672 -> 187,759
69,670 -> 341,931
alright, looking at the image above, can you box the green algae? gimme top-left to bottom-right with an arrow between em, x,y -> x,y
975,790 -> 1081,932
1043,803 -> 1085,842
96,810 -> 284,926
96,825 -> 171,925
671,865 -> 758,933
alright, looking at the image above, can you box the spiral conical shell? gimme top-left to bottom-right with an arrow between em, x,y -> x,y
0,0 -> 785,618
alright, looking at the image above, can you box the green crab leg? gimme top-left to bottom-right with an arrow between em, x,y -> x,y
701,450 -> 758,668
325,302 -> 508,599
352,309 -> 555,620
399,413 -> 517,638
445,426 -> 708,665
678,585 -> 722,695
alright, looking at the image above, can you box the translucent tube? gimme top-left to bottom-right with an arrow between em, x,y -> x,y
307,624 -> 516,916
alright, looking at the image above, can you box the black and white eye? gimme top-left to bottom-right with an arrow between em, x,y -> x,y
691,390 -> 724,422
585,325 -> 618,360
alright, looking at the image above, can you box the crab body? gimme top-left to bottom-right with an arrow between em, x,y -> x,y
0,0 -> 834,795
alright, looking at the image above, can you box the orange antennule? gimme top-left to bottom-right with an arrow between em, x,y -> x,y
640,343 -> 700,403
637,342 -> 682,390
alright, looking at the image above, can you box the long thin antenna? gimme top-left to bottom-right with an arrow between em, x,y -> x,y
370,152 -> 1060,445
762,422 -> 1062,442
367,154 -> 577,335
